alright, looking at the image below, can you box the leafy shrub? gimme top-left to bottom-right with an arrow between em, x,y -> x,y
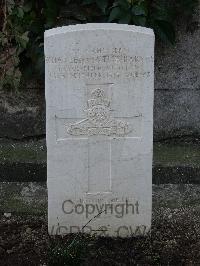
0,0 -> 198,90
0,0 -> 65,89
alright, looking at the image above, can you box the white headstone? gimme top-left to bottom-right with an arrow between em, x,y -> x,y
45,23 -> 154,237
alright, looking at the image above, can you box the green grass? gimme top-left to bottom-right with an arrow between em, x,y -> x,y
0,142 -> 46,163
153,143 -> 200,167
0,141 -> 200,167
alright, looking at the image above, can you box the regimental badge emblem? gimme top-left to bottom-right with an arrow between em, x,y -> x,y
66,87 -> 131,136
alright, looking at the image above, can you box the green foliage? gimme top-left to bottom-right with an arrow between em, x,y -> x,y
0,0 -> 65,89
0,0 -> 198,90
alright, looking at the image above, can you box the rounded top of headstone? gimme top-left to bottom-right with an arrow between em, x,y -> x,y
44,23 -> 154,38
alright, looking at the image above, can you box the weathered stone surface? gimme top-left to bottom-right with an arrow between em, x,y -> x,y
154,89 -> 200,139
0,89 -> 45,139
154,4 -> 200,139
45,24 -> 154,237
0,182 -> 47,214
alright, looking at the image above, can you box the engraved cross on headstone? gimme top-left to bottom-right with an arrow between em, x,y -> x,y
62,83 -> 131,194
46,24 -> 154,237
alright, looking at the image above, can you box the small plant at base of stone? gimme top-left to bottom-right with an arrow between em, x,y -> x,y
48,235 -> 89,266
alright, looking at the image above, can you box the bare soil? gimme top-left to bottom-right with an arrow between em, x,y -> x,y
0,206 -> 200,266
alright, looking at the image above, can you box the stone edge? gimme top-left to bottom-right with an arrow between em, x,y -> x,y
44,23 -> 154,38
